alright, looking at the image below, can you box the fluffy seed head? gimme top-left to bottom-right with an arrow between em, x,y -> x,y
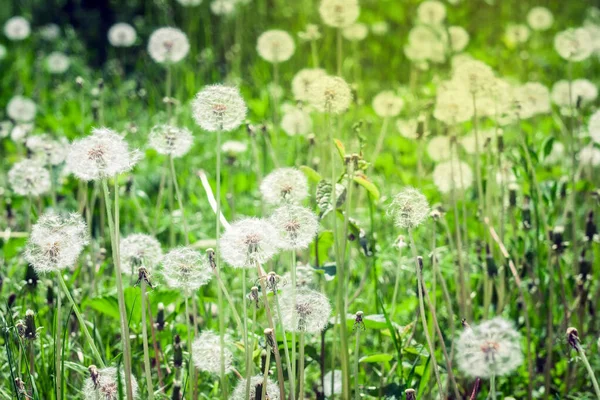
427,135 -> 456,161
342,23 -> 368,41
26,134 -> 69,165
270,205 -> 319,250
514,82 -> 551,119
372,91 -> 404,118
554,28 -> 593,62
192,84 -> 247,132
579,145 -> 600,167
281,107 -> 312,136
291,68 -> 327,102
308,75 -> 352,114
527,7 -> 553,31
453,59 -> 495,96
433,160 -> 474,194
220,218 -> 280,268
589,110 -> 600,143
210,0 -> 236,15
108,23 -> 137,47
4,16 -> 30,41
148,124 -> 194,158
8,159 -> 51,196
551,79 -> 598,109
161,247 -> 212,293
417,0 -> 446,25
257,30 -> 295,63
176,0 -> 203,6
260,167 -> 309,205
82,366 -> 139,400
192,330 -> 233,374
7,96 -> 37,123
120,234 -> 163,275
66,127 -> 142,181
221,140 -> 248,155
45,52 -> 70,74
148,27 -> 190,64
230,375 -> 281,400
449,26 -> 469,52
319,0 -> 360,28
323,370 -> 343,397
278,288 -> 331,333
455,317 -> 523,378
388,188 -> 430,229
433,82 -> 473,125
25,211 -> 88,274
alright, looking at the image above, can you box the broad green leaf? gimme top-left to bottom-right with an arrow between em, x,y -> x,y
359,353 -> 393,363
354,176 -> 380,201
299,165 -> 322,182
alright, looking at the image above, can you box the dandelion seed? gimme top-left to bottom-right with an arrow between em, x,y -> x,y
45,51 -> 70,74
26,134 -> 68,166
161,247 -> 212,293
277,288 -> 331,333
388,187 -> 430,229
24,211 -> 88,274
230,375 -> 281,400
554,28 -> 593,62
148,27 -> 190,64
4,16 -> 30,41
319,0 -> 360,28
82,366 -> 139,400
7,95 -> 37,123
270,205 -> 319,250
191,84 -> 247,132
308,75 -> 352,114
220,218 -> 280,268
108,23 -> 137,47
260,167 -> 309,206
120,234 -> 163,275
291,68 -> 327,102
527,7 -> 553,31
433,160 -> 474,194
191,330 -> 233,374
66,128 -> 141,181
148,124 -> 193,158
257,30 -> 295,63
8,159 -> 51,197
372,91 -> 404,118
342,23 -> 368,42
455,317 -> 523,378
281,107 -> 312,137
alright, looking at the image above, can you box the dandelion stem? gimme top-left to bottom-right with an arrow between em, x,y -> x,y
213,267 -> 244,332
215,128 -> 227,399
55,282 -> 62,400
490,374 -> 496,400
354,327 -> 360,400
141,279 -> 155,400
298,333 -> 306,400
291,251 -> 297,390
574,342 -> 600,400
243,268 -> 251,400
184,296 -> 196,400
273,291 -> 295,400
262,342 -> 272,400
169,155 -> 190,245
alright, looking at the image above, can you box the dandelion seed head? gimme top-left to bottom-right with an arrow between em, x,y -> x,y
7,96 -> 37,123
433,160 -> 474,194
452,59 -> 495,96
148,27 -> 190,64
282,262 -> 315,288
192,330 -> 233,374
554,28 -> 593,62
281,107 -> 312,136
371,21 -> 389,36
291,68 -> 327,102
192,84 -> 247,132
4,16 -> 30,41
433,82 -> 473,125
342,23 -> 368,42
0,120 -> 12,138
108,23 -> 137,47
388,187 -> 430,229
372,91 -> 404,118
230,375 -> 281,400
39,23 -> 60,41
319,0 -> 360,28
161,247 -> 212,293
148,124 -> 194,158
270,205 -> 318,250
396,118 -> 422,140
260,167 -> 309,205
8,159 -> 51,197
66,127 -> 142,181
257,30 -> 295,63
120,234 -> 163,275
449,26 -> 469,52
10,123 -> 34,143
308,75 -> 352,114
589,110 -> 600,143
417,1 -> 446,25
45,51 -> 70,74
298,24 -> 322,42
427,135 -> 456,161
505,24 -> 530,45
527,7 -> 553,31
455,317 -> 523,378
405,25 -> 446,63
220,218 -> 280,268
82,366 -> 139,400
26,134 -> 69,166
210,0 -> 236,16
221,140 -> 248,155
551,79 -> 598,110
579,146 -> 600,167
514,82 -> 551,119
278,288 -> 331,333
323,370 -> 343,397
25,211 -> 88,274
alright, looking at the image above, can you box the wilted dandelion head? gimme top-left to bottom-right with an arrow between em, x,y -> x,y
455,317 -> 523,379
433,82 -> 473,125
120,234 -> 163,275
308,75 -> 352,114
257,30 -> 295,63
319,0 -> 360,28
191,84 -> 247,132
278,288 -> 331,333
161,247 -> 212,293
270,205 -> 319,250
82,366 -> 139,400
260,167 -> 309,205
433,160 -> 474,194
26,135 -> 69,166
372,91 -> 404,118
427,135 -> 456,161
7,95 -> 37,123
221,140 -> 248,155
342,23 -> 368,42
449,26 -> 470,52
579,145 -> 600,167
4,16 -> 30,41
148,27 -> 190,64
8,159 -> 51,197
589,110 -> 600,144
148,124 -> 193,158
66,127 -> 142,181
220,218 -> 280,268
281,107 -> 312,136
527,7 -> 553,31
417,0 -> 446,25
323,370 -> 343,397
388,187 -> 430,229
191,330 -> 233,374
453,59 -> 495,96
291,68 -> 327,102
554,28 -> 593,62
231,375 -> 281,400
108,23 -> 137,47
45,51 -> 70,74
25,211 -> 88,274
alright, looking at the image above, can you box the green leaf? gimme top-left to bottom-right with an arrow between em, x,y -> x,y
354,176 -> 380,201
334,139 -> 346,160
541,136 -> 555,159
359,353 -> 393,363
86,295 -> 120,321
299,165 -> 322,182
311,230 -> 334,266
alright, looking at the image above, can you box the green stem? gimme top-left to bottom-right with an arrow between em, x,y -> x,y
336,28 -> 342,76
291,251 -> 297,390
141,279 -> 155,400
354,328 -> 360,400
215,128 -> 226,399
184,297 -> 196,400
243,268 -> 251,400
490,374 -> 496,400
262,343 -> 272,400
274,291 -> 295,400
298,333 -> 306,400
576,343 -> 600,400
169,156 -> 190,245
55,282 -> 62,400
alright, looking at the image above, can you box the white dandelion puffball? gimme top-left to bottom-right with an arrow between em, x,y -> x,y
220,218 -> 280,268
192,331 -> 233,374
161,247 -> 212,293
291,68 -> 327,102
120,234 -> 163,275
148,124 -> 194,158
319,0 -> 360,28
257,30 -> 295,63
554,28 -> 593,62
210,0 -> 236,16
551,79 -> 598,108
371,21 -> 389,36
8,159 -> 51,197
39,23 -> 60,41
4,16 -> 30,41
543,141 -> 565,165
527,7 -> 553,31
176,0 -> 203,6
579,146 -> 600,167
26,134 -> 69,165
260,167 -> 309,205
459,129 -> 494,155
427,135 -> 456,161
25,212 -> 89,274
433,160 -> 474,194
45,51 -> 70,74
281,108 -> 312,136
66,127 -> 142,181
323,370 -> 343,397
82,367 -> 139,400
449,26 -> 469,52
417,1 -> 446,25
455,317 -> 523,379
148,27 -> 190,64
192,84 -> 247,132
589,110 -> 600,143
10,123 -> 34,143
342,23 -> 368,41
278,288 -> 331,333
433,83 -> 473,125
505,24 -> 530,45
372,91 -> 404,118
270,205 -> 319,250
7,96 -> 37,123
388,188 -> 430,229
308,75 -> 352,114
453,59 -> 495,96
298,24 -> 322,42
108,23 -> 137,47
231,375 -> 281,400
221,140 -> 248,155
396,119 -> 421,140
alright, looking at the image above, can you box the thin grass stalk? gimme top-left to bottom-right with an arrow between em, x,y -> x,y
298,333 -> 306,400
141,278 -> 155,400
354,327 -> 361,400
273,291 -> 295,399
215,128 -> 227,399
566,61 -> 579,275
54,283 -> 62,400
448,157 -> 468,318
291,251 -> 297,390
169,155 -> 190,245
242,268 -> 251,400
184,297 -> 195,400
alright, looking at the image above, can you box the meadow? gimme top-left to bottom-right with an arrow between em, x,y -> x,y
1,0 -> 600,399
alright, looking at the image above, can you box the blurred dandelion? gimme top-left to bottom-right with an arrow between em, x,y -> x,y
230,375 -> 281,400
277,288 -> 331,333
319,0 -> 360,28
8,159 -> 51,197
148,124 -> 193,158
433,160 -> 474,193
148,27 -> 190,64
527,7 -> 553,31
372,91 -> 404,118
26,135 -> 69,166
82,366 -> 139,400
388,187 -> 430,229
308,75 -> 352,114
291,68 -> 327,102
161,247 -> 212,293
7,95 -> 37,123
554,28 -> 593,62
108,23 -> 137,47
45,51 -> 70,74
257,30 -> 295,63
4,16 -> 30,41
120,233 -> 163,275
260,167 -> 308,205
192,330 -> 233,374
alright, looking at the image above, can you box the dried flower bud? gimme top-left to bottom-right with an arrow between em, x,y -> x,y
46,282 -> 54,306
566,327 -> 579,350
551,226 -> 565,253
156,302 -> 165,331
585,211 -> 597,241
485,244 -> 497,277
264,328 -> 275,350
173,334 -> 183,368
405,389 -> 416,400
7,293 -> 16,308
171,381 -> 182,400
24,309 -> 36,340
